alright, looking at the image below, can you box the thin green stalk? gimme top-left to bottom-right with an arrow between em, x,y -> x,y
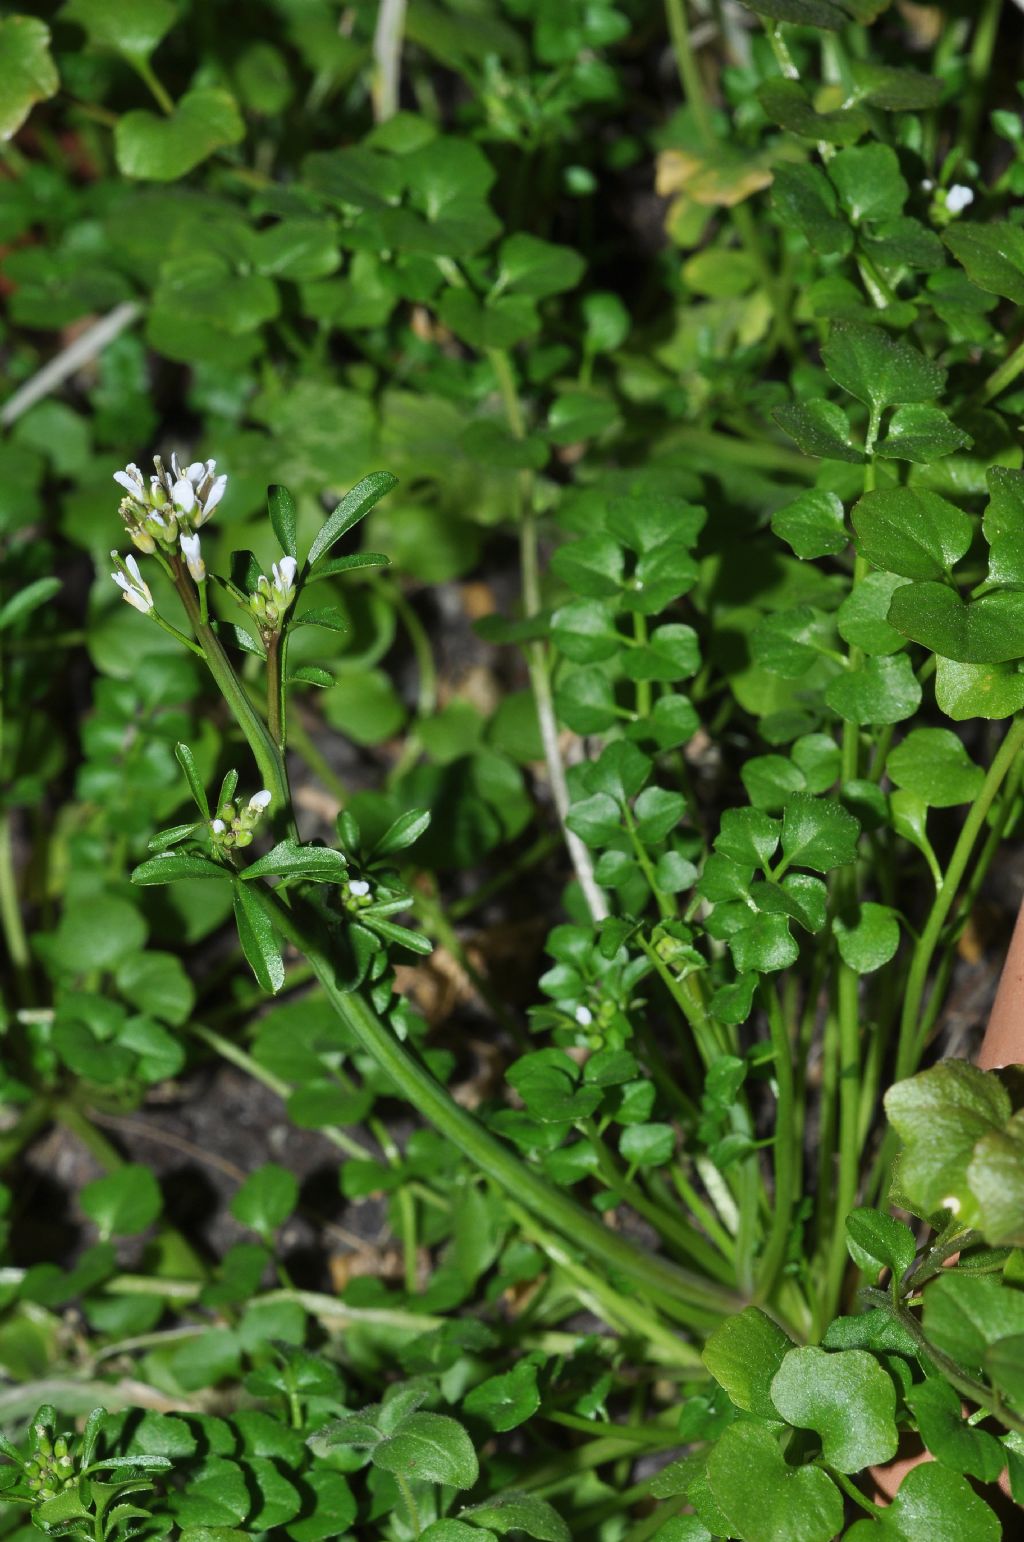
820,962 -> 861,1326
266,632 -> 286,751
131,58 -> 174,115
979,333 -> 1024,405
395,1472 -> 421,1537
753,983 -> 798,1307
176,569 -> 294,831
896,713 -> 1024,1081
488,346 -> 608,922
255,881 -> 739,1324
664,0 -> 714,141
580,1118 -> 735,1283
0,808 -> 31,1004
959,0 -> 1003,159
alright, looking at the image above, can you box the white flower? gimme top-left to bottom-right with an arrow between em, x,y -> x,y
575,1005 -> 593,1026
171,477 -> 196,516
272,556 -> 298,598
170,454 -> 227,527
111,552 -> 154,616
180,532 -> 206,583
247,790 -> 272,814
113,463 -> 147,500
945,183 -> 974,214
349,879 -> 371,897
211,818 -> 227,834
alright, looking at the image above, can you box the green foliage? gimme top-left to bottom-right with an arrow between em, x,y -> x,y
3,3 -> 1024,1539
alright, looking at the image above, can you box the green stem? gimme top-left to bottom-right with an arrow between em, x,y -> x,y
753,983 -> 798,1306
395,1472 -> 421,1537
177,571 -> 293,832
581,1118 -> 735,1283
896,713 -> 1024,1081
663,0 -> 714,142
979,333 -> 1024,405
131,58 -> 175,115
266,632 -> 286,751
255,881 -> 738,1324
0,808 -> 31,1003
821,961 -> 860,1323
959,0 -> 1003,159
488,347 -> 608,922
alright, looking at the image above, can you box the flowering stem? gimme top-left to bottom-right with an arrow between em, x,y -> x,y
174,566 -> 294,832
266,633 -> 286,751
251,879 -> 738,1325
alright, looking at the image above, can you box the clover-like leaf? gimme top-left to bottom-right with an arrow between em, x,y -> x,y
944,221 -> 1024,304
115,87 -> 245,180
771,489 -> 848,559
888,582 -> 1024,664
833,903 -> 900,974
82,1165 -> 162,1239
966,1108 -> 1024,1247
773,398 -> 863,462
770,1346 -> 898,1472
705,1418 -> 843,1542
460,1493 -> 570,1541
844,1461 -> 1000,1541
61,0 -> 176,62
828,143 -> 907,226
852,488 -> 972,579
886,728 -> 983,807
0,15 -> 58,140
702,1308 -> 793,1419
822,323 -> 945,415
906,1377 -> 1006,1481
934,657 -> 1024,721
884,1061 -> 1011,1225
875,405 -> 971,464
825,653 -> 921,726
780,794 -> 860,873
844,1206 -> 916,1283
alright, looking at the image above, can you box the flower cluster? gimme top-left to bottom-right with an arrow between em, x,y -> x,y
22,1422 -> 76,1500
210,789 -> 272,852
249,556 -> 298,639
111,453 -> 226,609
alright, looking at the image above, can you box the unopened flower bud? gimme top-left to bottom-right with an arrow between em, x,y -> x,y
180,531 -> 205,583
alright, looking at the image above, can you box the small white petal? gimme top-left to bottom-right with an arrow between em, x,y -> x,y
112,571 -> 131,594
171,478 -> 196,514
187,461 -> 206,484
946,183 -> 974,214
123,589 -> 153,614
114,467 -> 144,496
125,555 -> 144,584
211,818 -> 226,834
248,789 -> 272,811
273,555 -> 297,591
348,879 -> 370,896
941,1194 -> 961,1214
574,1005 -> 593,1026
171,453 -> 183,480
203,474 -> 227,514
